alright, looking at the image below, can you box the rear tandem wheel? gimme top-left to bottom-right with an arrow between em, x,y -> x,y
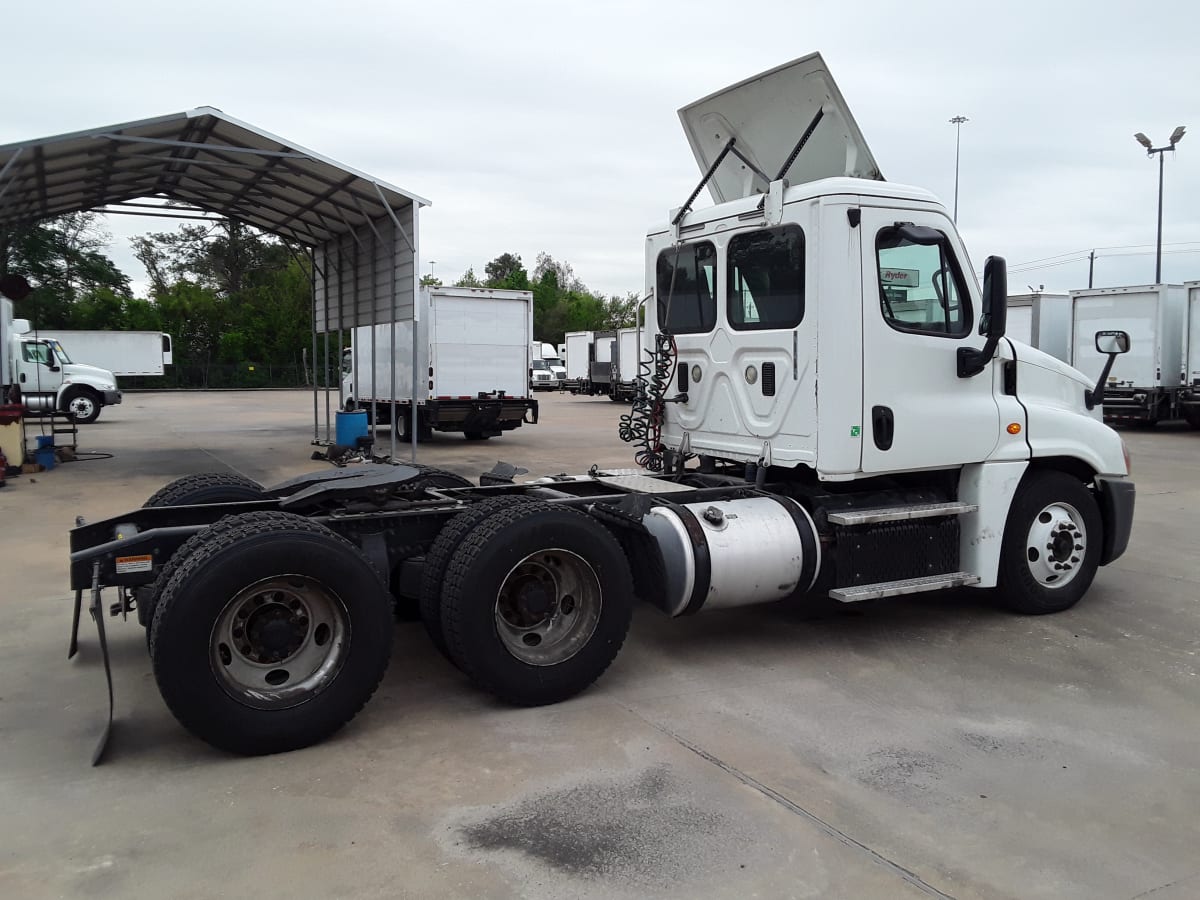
149,511 -> 394,755
440,503 -> 635,706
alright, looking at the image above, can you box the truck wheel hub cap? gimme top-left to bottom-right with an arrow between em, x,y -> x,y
494,550 -> 602,666
1025,502 -> 1086,588
210,576 -> 349,709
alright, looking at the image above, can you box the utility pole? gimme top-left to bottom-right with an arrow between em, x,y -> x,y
949,116 -> 969,223
1134,127 -> 1186,283
1088,249 -> 1095,288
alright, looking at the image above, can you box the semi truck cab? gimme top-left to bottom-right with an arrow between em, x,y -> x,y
637,52 -> 1133,595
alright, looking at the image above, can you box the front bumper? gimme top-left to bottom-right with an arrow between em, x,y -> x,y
102,390 -> 122,406
1095,475 -> 1135,565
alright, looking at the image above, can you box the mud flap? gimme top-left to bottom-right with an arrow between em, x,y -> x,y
71,561 -> 115,765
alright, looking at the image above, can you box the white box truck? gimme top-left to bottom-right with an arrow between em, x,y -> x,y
611,326 -> 642,401
69,53 -> 1136,760
563,330 -> 594,387
341,286 -> 538,440
1180,280 -> 1200,428
39,330 -> 173,377
1005,292 -> 1071,362
1,299 -> 122,424
1068,284 -> 1187,424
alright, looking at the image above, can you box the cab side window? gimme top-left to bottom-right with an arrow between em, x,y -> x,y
22,342 -> 51,364
876,227 -> 971,337
657,241 -> 716,334
728,224 -> 805,330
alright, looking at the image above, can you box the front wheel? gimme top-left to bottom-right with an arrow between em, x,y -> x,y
149,511 -> 393,755
995,470 -> 1102,614
64,389 -> 101,424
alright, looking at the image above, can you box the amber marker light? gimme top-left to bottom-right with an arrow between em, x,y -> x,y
1007,423 -> 1022,435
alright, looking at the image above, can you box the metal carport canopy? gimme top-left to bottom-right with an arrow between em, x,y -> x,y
0,107 -> 430,458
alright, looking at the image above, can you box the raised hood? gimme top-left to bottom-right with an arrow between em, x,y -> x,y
678,52 -> 883,204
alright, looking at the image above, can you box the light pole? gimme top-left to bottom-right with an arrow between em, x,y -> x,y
1134,127 -> 1186,283
428,260 -> 437,281
949,115 -> 969,223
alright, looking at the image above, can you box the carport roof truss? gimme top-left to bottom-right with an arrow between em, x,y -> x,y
0,106 -> 429,247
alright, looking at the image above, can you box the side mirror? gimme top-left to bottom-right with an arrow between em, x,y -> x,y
958,255 -> 1008,378
1086,330 -> 1131,409
46,349 -> 60,372
1095,330 -> 1130,355
979,255 -> 1008,339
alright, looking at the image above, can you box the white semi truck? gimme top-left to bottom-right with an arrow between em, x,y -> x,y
1,295 -> 122,424
38,330 -> 173,377
530,341 -> 566,386
341,285 -> 538,440
68,53 -> 1135,761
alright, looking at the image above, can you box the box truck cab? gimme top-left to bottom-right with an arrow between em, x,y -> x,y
3,306 -> 121,424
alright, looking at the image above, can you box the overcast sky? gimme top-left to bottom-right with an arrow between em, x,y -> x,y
3,0 -> 1197,296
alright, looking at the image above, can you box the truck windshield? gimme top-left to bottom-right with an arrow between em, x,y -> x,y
52,341 -> 72,364
531,359 -> 548,370
547,358 -> 564,367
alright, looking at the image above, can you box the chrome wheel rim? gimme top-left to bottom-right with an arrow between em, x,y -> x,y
69,395 -> 96,419
210,576 -> 349,709
1025,502 -> 1087,588
494,549 -> 601,666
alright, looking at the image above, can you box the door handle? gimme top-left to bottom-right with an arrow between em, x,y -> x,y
872,405 -> 894,451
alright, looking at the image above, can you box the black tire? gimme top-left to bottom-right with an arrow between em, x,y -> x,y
63,388 -> 101,424
463,431 -> 491,441
995,470 -> 1103,615
137,473 -> 267,633
406,466 -> 473,490
149,511 -> 393,755
144,471 -> 265,508
418,496 -> 537,662
441,504 -> 634,706
1182,405 -> 1200,430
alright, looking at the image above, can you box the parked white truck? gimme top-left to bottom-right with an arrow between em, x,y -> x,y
1,298 -> 121,424
68,53 -> 1135,760
1178,280 -> 1200,428
341,285 -> 538,440
1068,284 -> 1187,425
38,330 -> 173,377
1005,292 -> 1072,363
529,341 -> 564,390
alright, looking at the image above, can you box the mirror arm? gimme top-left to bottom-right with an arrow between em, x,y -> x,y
1086,352 -> 1119,410
957,335 -> 1001,378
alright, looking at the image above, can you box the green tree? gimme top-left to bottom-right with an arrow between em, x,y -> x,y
1,213 -> 130,327
455,266 -> 482,287
484,252 -> 529,290
420,273 -> 443,287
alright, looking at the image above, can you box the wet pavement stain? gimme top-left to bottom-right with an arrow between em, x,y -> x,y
458,765 -> 736,884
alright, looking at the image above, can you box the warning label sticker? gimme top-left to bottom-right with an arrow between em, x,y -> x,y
115,554 -> 153,574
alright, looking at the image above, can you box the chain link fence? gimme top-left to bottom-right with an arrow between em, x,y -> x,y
120,363 -> 343,391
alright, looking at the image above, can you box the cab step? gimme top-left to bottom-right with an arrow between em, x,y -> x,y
827,501 -> 977,526
829,571 -> 981,603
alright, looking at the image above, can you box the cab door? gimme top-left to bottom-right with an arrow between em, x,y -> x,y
18,339 -> 64,397
858,207 -> 1000,473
